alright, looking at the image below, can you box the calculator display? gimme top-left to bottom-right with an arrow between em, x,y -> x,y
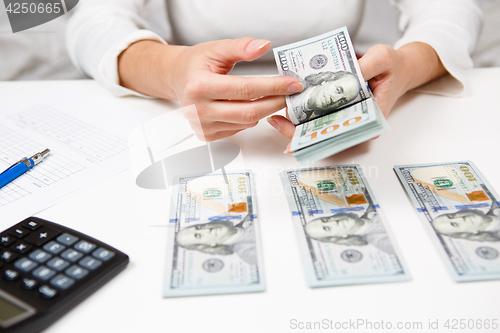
0,296 -> 25,321
0,292 -> 35,328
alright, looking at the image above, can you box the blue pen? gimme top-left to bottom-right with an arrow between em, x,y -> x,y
0,149 -> 50,189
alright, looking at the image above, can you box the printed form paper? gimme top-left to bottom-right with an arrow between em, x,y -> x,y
0,86 -> 152,229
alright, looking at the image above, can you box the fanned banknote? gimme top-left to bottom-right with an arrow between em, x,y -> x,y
163,171 -> 265,297
281,165 -> 410,287
273,27 -> 388,163
395,161 -> 500,282
290,97 -> 389,162
274,26 -> 369,125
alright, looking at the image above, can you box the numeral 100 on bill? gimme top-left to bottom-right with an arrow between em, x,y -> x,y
305,116 -> 362,140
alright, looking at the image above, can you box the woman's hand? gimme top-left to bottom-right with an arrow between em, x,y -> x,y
267,42 -> 447,141
118,38 -> 303,141
358,42 -> 446,117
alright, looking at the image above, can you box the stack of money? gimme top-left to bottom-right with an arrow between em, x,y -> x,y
395,161 -> 500,282
274,27 -> 389,163
281,165 -> 409,287
163,171 -> 265,297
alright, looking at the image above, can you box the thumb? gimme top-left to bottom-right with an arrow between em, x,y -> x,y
267,115 -> 296,140
210,37 -> 271,66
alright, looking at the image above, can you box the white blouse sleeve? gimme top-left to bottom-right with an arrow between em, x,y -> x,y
391,0 -> 483,96
66,0 -> 167,97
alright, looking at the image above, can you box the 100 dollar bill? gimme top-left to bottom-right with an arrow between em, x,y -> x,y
273,26 -> 369,125
163,171 -> 265,297
395,161 -> 500,282
281,165 -> 410,287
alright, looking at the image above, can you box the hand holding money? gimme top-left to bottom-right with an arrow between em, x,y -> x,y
273,27 -> 389,162
270,28 -> 448,162
118,38 -> 303,141
358,42 -> 446,117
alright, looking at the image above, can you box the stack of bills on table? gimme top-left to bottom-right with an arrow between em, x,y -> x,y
280,165 -> 410,287
395,161 -> 500,282
163,171 -> 265,297
273,26 -> 389,163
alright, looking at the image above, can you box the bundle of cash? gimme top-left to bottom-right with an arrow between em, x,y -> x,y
273,27 -> 389,163
163,171 -> 265,297
281,165 -> 409,287
395,161 -> 500,282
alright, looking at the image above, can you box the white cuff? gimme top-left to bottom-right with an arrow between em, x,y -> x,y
97,30 -> 167,97
391,0 -> 482,97
394,35 -> 468,97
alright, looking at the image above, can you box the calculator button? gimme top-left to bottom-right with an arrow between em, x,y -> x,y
29,250 -> 52,263
0,234 -> 15,247
14,258 -> 38,272
32,266 -> 56,281
21,278 -> 38,290
1,250 -> 17,263
65,265 -> 89,280
92,248 -> 115,261
22,220 -> 43,231
24,226 -> 60,246
61,249 -> 83,262
39,285 -> 57,299
3,269 -> 20,281
46,258 -> 70,272
11,241 -> 32,254
50,274 -> 75,290
43,241 -> 66,255
79,256 -> 102,270
8,227 -> 30,239
57,233 -> 79,246
74,241 -> 96,254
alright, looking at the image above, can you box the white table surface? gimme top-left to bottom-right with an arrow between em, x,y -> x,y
1,68 -> 500,333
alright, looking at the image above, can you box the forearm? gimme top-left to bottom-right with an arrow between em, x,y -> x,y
66,0 -> 169,97
118,40 -> 184,99
397,42 -> 447,93
392,0 -> 482,95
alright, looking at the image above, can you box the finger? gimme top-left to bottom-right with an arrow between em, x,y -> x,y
192,121 -> 258,135
208,96 -> 287,124
209,37 -> 273,65
184,110 -> 257,139
267,115 -> 296,140
358,44 -> 393,81
204,75 -> 303,100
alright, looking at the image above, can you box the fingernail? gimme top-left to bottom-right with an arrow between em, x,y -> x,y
267,117 -> 280,131
248,39 -> 271,51
283,149 -> 292,154
288,82 -> 304,94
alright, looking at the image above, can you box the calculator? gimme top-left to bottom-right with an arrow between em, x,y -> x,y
0,217 -> 129,333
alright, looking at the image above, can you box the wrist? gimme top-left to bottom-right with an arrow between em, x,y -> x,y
118,40 -> 181,99
397,42 -> 447,93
